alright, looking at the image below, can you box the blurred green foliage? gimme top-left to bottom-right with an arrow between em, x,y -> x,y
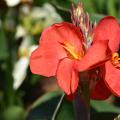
0,0 -> 120,120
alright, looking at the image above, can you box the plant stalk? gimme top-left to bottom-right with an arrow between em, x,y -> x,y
74,72 -> 90,120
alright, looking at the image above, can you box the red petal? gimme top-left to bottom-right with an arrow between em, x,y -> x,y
105,61 -> 120,97
30,22 -> 83,76
57,58 -> 79,95
30,47 -> 60,77
75,40 -> 110,71
91,78 -> 111,100
52,22 -> 84,52
94,16 -> 120,52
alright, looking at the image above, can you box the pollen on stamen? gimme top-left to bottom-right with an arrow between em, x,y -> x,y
111,52 -> 120,69
60,40 -> 84,60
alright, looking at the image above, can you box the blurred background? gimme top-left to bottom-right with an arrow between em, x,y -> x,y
0,0 -> 120,120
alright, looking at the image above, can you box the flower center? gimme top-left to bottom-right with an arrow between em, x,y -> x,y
111,52 -> 120,69
60,40 -> 84,60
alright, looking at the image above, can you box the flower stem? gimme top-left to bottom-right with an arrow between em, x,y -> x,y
74,72 -> 90,120
51,94 -> 65,120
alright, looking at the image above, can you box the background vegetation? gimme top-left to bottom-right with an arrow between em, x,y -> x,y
0,0 -> 120,120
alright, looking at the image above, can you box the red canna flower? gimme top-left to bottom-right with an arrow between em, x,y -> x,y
30,18 -> 112,97
75,16 -> 120,99
30,22 -> 83,95
92,17 -> 120,99
30,0 -> 120,100
30,1 -> 120,100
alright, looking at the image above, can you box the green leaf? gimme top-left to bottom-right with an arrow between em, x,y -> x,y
69,0 -> 80,5
0,21 -> 8,59
34,0 -> 51,6
27,91 -> 62,120
35,0 -> 70,11
90,14 -> 105,22
107,0 -> 117,17
53,96 -> 75,120
52,0 -> 71,10
31,90 -> 62,109
93,0 -> 105,13
91,100 -> 120,113
80,0 -> 96,13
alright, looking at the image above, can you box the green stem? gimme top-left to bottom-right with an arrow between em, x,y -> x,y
51,94 -> 65,120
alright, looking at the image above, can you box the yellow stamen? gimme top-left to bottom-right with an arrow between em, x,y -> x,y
112,52 -> 120,68
61,40 -> 84,60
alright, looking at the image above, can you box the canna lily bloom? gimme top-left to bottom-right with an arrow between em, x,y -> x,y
75,16 -> 120,99
30,19 -> 111,97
